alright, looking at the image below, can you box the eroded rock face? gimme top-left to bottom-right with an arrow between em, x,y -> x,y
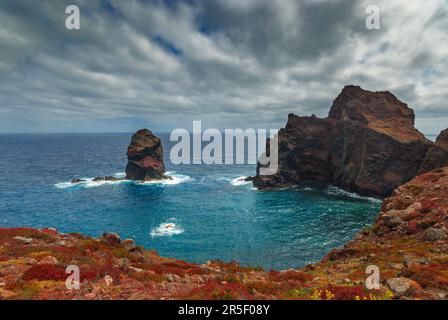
253,85 -> 448,197
125,129 -> 168,181
420,129 -> 448,173
435,129 -> 448,150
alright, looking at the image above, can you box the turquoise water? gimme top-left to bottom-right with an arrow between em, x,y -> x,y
0,133 -> 380,270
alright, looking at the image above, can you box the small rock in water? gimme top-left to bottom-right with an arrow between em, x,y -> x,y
165,223 -> 175,230
70,178 -> 85,184
92,176 -> 121,182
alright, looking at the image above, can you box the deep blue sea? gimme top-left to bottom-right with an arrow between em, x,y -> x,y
0,133 -> 381,270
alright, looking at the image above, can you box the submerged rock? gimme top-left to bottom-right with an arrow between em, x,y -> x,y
125,129 -> 170,181
252,85 -> 448,197
92,176 -> 121,182
70,178 -> 85,184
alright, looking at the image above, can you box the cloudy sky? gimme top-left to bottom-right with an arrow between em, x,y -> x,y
0,0 -> 447,134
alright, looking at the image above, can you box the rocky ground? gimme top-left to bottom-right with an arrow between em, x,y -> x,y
1,167 -> 447,300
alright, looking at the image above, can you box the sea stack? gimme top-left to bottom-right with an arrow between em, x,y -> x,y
125,129 -> 170,181
252,85 -> 448,197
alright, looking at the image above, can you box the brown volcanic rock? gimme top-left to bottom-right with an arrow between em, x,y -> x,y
253,85 -> 447,197
435,129 -> 448,150
328,85 -> 428,143
420,129 -> 448,173
125,129 -> 168,181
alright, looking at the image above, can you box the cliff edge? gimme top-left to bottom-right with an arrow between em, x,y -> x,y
253,85 -> 448,197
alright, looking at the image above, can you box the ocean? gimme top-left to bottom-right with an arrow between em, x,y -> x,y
0,133 -> 381,270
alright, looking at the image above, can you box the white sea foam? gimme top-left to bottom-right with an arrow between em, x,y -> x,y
230,176 -> 252,186
55,171 -> 191,189
114,172 -> 126,178
54,181 -> 76,189
137,172 -> 191,186
55,176 -> 129,189
150,219 -> 184,237
325,186 -> 382,204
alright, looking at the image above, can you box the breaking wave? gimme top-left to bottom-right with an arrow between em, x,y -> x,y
150,219 -> 184,237
325,186 -> 382,204
230,176 -> 252,186
55,171 -> 191,189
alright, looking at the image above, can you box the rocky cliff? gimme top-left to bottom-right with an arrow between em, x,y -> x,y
125,129 -> 169,181
253,85 -> 448,197
1,167 -> 447,300
421,129 -> 448,173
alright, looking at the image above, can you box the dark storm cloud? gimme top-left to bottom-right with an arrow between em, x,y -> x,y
0,0 -> 447,133
199,0 -> 365,67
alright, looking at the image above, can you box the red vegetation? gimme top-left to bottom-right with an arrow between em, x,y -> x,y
406,265 -> 448,289
22,264 -> 98,282
22,264 -> 67,281
269,270 -> 314,283
323,285 -> 372,300
185,280 -> 254,300
149,261 -> 208,277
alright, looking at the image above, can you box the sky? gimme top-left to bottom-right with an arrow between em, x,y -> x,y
0,0 -> 447,134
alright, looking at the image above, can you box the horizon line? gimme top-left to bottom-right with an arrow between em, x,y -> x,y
0,131 -> 440,136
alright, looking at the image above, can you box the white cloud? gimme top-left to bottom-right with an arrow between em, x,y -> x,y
0,0 -> 447,134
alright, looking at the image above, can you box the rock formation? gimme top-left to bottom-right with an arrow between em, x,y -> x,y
125,129 -> 170,181
420,129 -> 448,173
252,85 -> 448,197
70,129 -> 169,184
